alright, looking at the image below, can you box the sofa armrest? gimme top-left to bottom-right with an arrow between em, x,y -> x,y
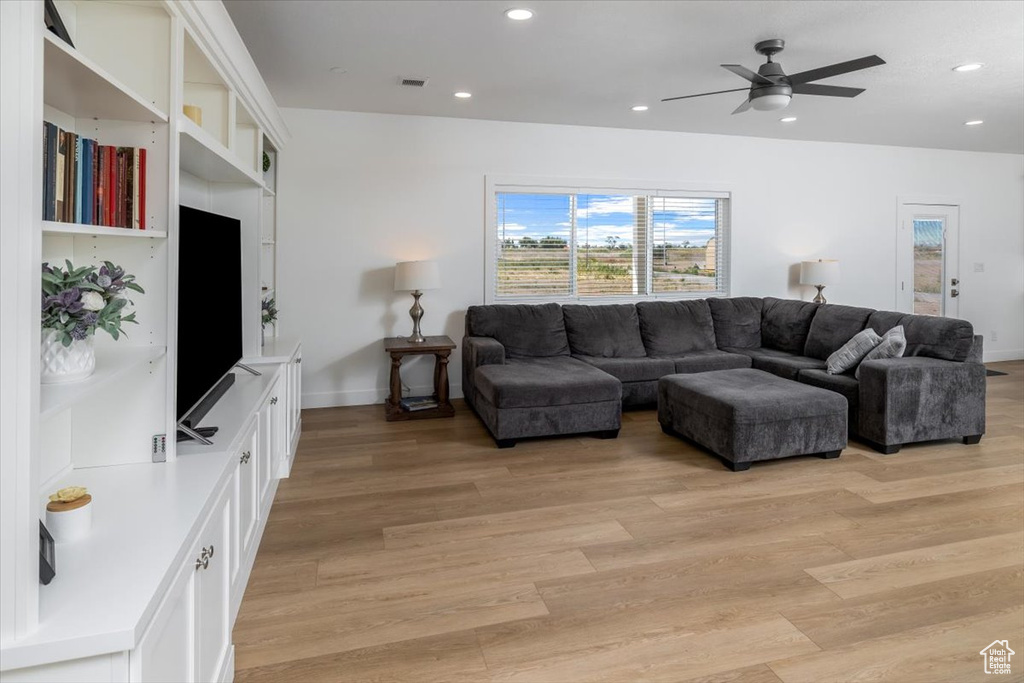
463,336 -> 505,368
858,356 -> 985,447
462,336 -> 505,410
967,334 -> 984,364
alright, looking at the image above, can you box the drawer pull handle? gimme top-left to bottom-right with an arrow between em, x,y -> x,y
194,544 -> 215,570
270,396 -> 278,405
240,451 -> 251,464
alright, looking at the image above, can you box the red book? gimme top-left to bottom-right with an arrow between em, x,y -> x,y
138,148 -> 146,229
105,146 -> 115,227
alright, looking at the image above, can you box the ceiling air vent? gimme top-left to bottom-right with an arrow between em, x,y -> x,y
400,77 -> 429,87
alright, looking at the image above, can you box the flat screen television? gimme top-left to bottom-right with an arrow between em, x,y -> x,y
176,205 -> 243,438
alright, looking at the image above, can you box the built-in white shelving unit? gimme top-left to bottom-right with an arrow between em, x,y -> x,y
1,1 -> 293,680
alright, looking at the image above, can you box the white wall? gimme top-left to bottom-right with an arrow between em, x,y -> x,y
276,108 -> 1024,409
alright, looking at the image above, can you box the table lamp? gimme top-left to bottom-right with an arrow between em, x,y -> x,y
394,260 -> 441,343
800,259 -> 840,304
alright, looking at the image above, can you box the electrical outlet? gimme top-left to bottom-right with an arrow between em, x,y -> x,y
991,330 -> 998,343
152,434 -> 167,463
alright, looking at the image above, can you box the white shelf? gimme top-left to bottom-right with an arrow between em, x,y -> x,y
1,453 -> 234,671
261,184 -> 275,197
43,33 -> 168,124
41,346 -> 166,420
43,221 -> 167,239
179,117 -> 261,185
261,239 -> 275,245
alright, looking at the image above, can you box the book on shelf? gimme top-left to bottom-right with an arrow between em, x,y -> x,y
399,395 -> 439,412
42,121 -> 147,230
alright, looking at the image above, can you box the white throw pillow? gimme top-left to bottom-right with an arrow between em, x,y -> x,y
826,328 -> 882,375
855,325 -> 907,379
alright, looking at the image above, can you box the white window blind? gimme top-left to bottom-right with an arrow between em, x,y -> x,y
490,185 -> 729,301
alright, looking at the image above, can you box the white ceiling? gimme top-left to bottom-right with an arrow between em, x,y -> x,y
224,0 -> 1024,153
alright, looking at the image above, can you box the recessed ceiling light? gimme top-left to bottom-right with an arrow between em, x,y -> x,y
454,91 -> 472,99
964,119 -> 984,126
953,63 -> 984,72
631,105 -> 649,112
329,66 -> 347,74
504,8 -> 534,21
780,116 -> 797,122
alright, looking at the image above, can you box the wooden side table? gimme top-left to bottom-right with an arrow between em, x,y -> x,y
383,335 -> 456,421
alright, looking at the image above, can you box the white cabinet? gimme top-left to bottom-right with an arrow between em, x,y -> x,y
232,418 -> 258,591
257,385 -> 278,511
130,558 -> 194,683
194,486 -> 231,683
285,346 -> 302,459
129,481 -> 230,683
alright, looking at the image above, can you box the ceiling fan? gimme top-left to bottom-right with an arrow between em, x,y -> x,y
662,39 -> 885,114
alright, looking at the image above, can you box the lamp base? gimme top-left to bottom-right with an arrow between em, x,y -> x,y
407,290 -> 426,343
812,285 -> 827,304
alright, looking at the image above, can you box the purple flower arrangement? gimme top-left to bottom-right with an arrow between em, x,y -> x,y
41,261 -> 144,347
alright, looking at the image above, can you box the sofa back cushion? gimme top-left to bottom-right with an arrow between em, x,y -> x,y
465,303 -> 569,359
761,298 -> 820,354
708,297 -> 763,349
635,300 -> 717,356
866,310 -> 974,362
803,303 -> 875,360
562,304 -> 647,358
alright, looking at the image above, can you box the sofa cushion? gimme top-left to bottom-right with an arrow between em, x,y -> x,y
723,346 -> 827,381
465,304 -> 570,359
671,350 -> 752,374
574,356 -> 675,383
708,297 -> 763,349
798,368 -> 859,411
826,328 -> 882,375
474,357 -> 620,409
636,300 -> 717,356
803,304 -> 874,360
761,298 -> 820,354
855,325 -> 908,379
866,311 -> 974,362
562,304 -> 646,358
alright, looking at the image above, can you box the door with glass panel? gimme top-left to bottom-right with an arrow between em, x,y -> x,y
897,203 -> 959,317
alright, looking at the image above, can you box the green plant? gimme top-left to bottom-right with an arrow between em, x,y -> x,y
262,296 -> 278,329
41,261 -> 144,346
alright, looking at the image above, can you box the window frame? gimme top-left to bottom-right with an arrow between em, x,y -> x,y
484,175 -> 732,304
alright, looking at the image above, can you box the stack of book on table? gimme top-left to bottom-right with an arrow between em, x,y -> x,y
400,395 -> 439,412
42,121 -> 147,228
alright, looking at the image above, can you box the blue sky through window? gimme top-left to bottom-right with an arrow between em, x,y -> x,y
497,193 -> 717,247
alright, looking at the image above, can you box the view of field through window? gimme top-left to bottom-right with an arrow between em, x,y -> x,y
494,191 -> 724,299
913,219 -> 944,316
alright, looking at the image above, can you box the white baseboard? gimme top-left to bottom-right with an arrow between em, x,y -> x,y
302,383 -> 463,409
985,350 -> 1024,363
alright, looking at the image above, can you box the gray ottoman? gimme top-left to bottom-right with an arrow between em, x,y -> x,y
658,368 -> 847,471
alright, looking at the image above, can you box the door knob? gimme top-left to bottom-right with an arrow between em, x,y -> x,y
951,289 -> 960,298
951,278 -> 959,286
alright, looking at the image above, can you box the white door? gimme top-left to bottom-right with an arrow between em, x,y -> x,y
131,560 -> 195,682
194,488 -> 232,683
897,203 -> 960,317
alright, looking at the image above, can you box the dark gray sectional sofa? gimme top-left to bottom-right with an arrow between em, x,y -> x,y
462,297 -> 985,452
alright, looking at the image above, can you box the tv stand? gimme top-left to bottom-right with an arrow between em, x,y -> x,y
176,424 -> 219,445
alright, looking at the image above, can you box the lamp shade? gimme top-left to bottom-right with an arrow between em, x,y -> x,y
800,259 -> 840,286
394,260 -> 440,291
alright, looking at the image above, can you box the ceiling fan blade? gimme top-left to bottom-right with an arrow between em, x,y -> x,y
791,83 -> 865,97
661,87 -> 749,103
787,55 -> 886,85
721,64 -> 777,85
731,98 -> 752,115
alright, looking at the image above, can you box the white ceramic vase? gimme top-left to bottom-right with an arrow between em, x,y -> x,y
41,329 -> 96,384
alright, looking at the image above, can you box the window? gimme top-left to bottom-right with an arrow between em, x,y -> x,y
487,180 -> 729,302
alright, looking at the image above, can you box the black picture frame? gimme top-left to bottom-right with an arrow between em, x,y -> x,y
39,520 -> 56,586
44,0 -> 75,49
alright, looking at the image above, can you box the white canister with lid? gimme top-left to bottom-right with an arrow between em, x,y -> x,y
46,494 -> 92,542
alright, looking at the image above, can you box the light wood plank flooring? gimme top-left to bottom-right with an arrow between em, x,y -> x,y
234,361 -> 1024,682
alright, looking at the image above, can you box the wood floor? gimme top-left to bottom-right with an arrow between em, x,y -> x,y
234,361 -> 1024,683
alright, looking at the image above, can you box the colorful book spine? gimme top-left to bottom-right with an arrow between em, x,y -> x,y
41,123 -> 150,230
43,122 -> 57,221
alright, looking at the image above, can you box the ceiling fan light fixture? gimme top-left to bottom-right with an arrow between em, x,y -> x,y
751,94 -> 791,111
504,8 -> 534,20
953,63 -> 983,72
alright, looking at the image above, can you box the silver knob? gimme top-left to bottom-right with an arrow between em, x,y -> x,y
951,288 -> 960,298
